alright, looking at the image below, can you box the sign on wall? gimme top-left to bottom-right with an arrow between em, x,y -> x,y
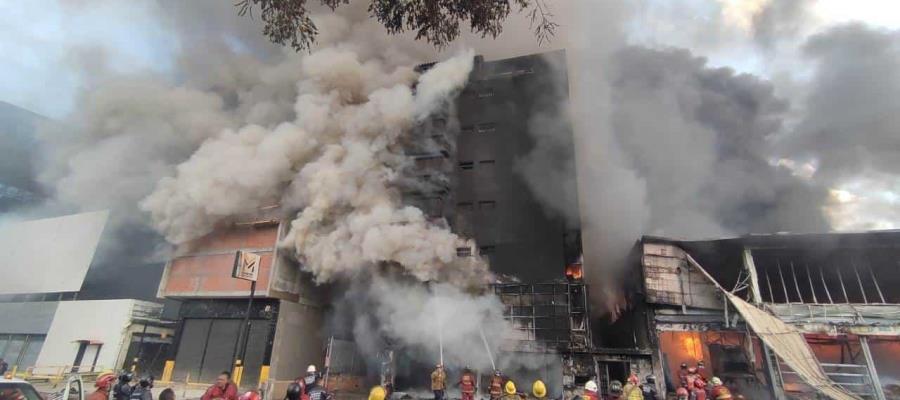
232,250 -> 261,282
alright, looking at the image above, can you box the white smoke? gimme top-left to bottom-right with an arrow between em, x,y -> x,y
141,43 -> 487,285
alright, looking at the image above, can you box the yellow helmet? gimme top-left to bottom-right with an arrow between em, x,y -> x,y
505,381 -> 517,395
532,380 -> 547,398
368,386 -> 386,400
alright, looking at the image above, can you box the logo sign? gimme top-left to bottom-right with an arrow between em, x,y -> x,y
232,250 -> 261,282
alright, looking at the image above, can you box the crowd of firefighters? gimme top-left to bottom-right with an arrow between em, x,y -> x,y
81,361 -> 735,400
407,361 -> 737,400
673,361 -> 735,400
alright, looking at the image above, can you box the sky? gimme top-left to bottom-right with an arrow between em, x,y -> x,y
1,0 -> 899,232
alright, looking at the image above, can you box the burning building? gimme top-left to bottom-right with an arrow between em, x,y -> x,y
156,49 -> 587,396
610,232 -> 900,400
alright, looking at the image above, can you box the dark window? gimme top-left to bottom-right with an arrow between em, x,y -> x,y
457,202 -> 474,211
459,161 -> 474,170
457,247 -> 472,257
477,89 -> 494,98
461,126 -> 474,134
479,160 -> 495,165
477,123 -> 496,133
479,201 -> 497,210
479,246 -> 496,255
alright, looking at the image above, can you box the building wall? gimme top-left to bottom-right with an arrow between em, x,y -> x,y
269,300 -> 324,381
35,299 -> 135,373
0,210 -> 108,295
160,224 -> 279,298
453,51 -> 579,283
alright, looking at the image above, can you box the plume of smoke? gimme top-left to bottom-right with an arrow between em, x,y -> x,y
340,276 -> 508,370
141,45 -> 487,285
518,0 -> 830,313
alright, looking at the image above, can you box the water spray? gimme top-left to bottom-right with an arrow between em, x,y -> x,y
478,326 -> 496,371
438,317 -> 444,365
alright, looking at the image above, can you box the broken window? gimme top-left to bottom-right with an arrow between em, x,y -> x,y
479,245 -> 496,255
477,89 -> 494,98
477,123 -> 496,133
457,202 -> 474,212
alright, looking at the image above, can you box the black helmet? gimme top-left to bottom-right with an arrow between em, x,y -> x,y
609,381 -> 623,394
645,375 -> 656,384
119,373 -> 134,383
286,383 -> 302,400
139,376 -> 154,388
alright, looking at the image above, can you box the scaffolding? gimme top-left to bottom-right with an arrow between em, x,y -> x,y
491,282 -> 592,353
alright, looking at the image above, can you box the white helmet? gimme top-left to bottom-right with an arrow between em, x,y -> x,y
307,365 -> 317,373
585,381 -> 598,393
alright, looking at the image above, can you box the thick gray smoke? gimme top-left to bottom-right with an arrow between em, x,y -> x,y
28,0 -> 511,374
518,0 -> 831,312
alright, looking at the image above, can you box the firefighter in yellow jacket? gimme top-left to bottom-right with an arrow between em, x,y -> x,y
622,374 -> 644,400
431,364 -> 447,400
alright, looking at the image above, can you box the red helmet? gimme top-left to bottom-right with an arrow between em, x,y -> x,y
687,367 -> 698,374
695,379 -> 707,389
96,374 -> 116,390
627,374 -> 639,385
676,388 -> 689,398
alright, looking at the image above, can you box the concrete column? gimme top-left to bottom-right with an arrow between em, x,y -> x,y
742,249 -> 764,304
859,336 -> 886,400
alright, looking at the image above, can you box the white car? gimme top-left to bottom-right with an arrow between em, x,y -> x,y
0,375 -> 84,400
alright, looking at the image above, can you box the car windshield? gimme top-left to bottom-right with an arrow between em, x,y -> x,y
0,383 -> 43,400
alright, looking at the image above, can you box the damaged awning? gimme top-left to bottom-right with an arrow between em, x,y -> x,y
684,254 -> 861,400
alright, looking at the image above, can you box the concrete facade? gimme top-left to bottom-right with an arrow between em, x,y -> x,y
34,299 -> 135,374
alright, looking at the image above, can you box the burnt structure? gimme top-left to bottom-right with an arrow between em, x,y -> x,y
409,50 -> 581,282
610,233 -> 900,400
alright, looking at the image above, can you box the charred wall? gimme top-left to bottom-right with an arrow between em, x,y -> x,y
452,51 -> 580,283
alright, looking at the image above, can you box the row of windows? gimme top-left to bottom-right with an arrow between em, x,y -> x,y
457,200 -> 497,211
459,160 -> 495,170
461,123 -> 497,134
0,334 -> 45,368
456,245 -> 496,257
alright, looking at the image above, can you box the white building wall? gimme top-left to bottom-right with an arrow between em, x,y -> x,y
35,299 -> 135,372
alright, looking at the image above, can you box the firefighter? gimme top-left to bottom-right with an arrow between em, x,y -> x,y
113,373 -> 134,400
675,388 -> 689,400
532,380 -> 547,399
641,375 -> 657,400
298,365 -> 318,400
622,374 -> 643,400
307,376 -> 329,400
501,381 -> 519,400
285,383 -> 303,400
489,370 -> 504,400
368,386 -> 386,400
608,381 -> 624,400
458,368 -> 476,400
88,372 -> 116,400
696,362 -> 707,380
692,378 -> 707,400
678,363 -> 689,388
431,364 -> 446,400
709,378 -> 731,400
129,376 -> 154,400
201,371 -> 238,400
583,381 -> 600,400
